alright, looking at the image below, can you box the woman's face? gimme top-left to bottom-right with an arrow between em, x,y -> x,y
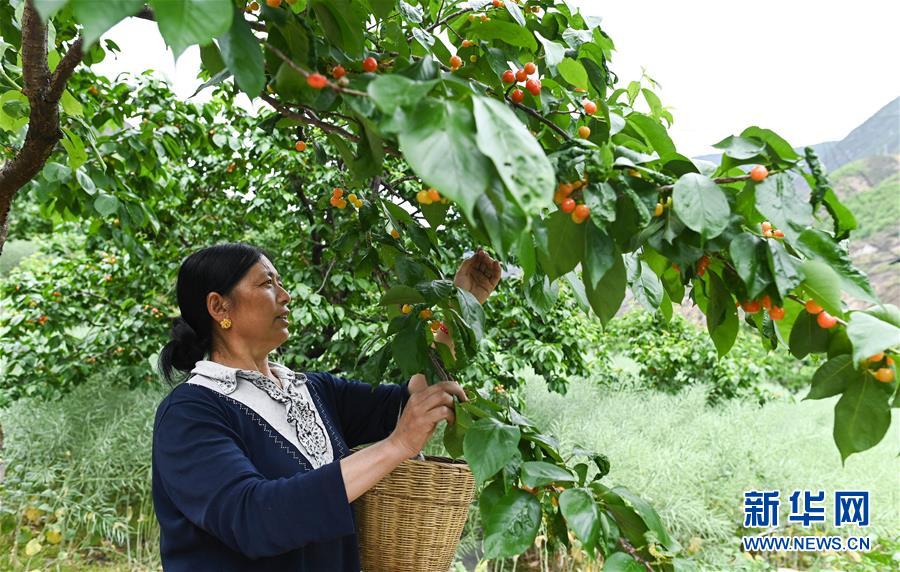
211,256 -> 292,353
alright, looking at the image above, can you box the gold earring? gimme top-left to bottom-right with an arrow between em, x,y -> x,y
219,318 -> 232,330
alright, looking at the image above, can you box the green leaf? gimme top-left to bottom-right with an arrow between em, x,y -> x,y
800,260 -> 843,318
754,174 -> 813,241
847,311 -> 900,365
583,223 -> 615,291
33,0 -> 68,21
672,173 -> 730,240
626,256 -> 663,312
557,57 -> 588,89
397,0 -> 423,23
629,113 -> 676,157
822,188 -> 857,239
706,271 -> 739,356
583,182 -> 617,223
217,12 -> 265,97
805,354 -> 855,400
367,76 -> 437,115
789,311 -> 830,359
482,489 -> 542,559
797,229 -> 878,304
71,0 -> 144,48
834,373 -> 891,463
463,418 -> 521,487
520,462 -> 576,489
150,0 -> 232,59
471,20 -> 537,51
543,210 -> 585,282
712,135 -> 765,160
472,96 -> 554,217
456,287 -> 485,342
199,42 -> 226,75
93,193 -> 119,217
397,98 -> 491,223
60,90 -> 83,117
443,402 -> 471,458
505,1 -> 526,26
60,129 -> 87,170
310,0 -> 365,57
378,286 -> 426,306
729,233 -> 772,299
392,321 -> 427,377
534,31 -> 565,69
740,126 -> 800,161
603,552 -> 645,572
584,250 -> 626,326
766,240 -> 804,298
559,488 -> 600,555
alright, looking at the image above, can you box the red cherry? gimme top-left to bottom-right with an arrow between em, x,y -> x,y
525,78 -> 541,96
515,69 -> 527,82
805,300 -> 823,314
768,306 -> 785,321
362,57 -> 378,73
510,89 -> 525,104
307,73 -> 327,89
331,65 -> 346,79
502,70 -> 516,84
523,61 -> 536,75
560,198 -> 576,213
742,300 -> 761,314
582,99 -> 597,115
760,295 -> 772,310
573,204 -> 590,220
817,311 -> 837,329
750,165 -> 768,182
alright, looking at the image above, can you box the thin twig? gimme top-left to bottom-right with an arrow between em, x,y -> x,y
262,41 -> 369,97
315,259 -> 337,295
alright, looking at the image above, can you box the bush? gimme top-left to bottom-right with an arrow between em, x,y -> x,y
601,309 -> 816,404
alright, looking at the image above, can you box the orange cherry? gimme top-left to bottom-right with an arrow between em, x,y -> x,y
750,165 -> 768,182
816,311 -> 837,329
805,300 -> 823,314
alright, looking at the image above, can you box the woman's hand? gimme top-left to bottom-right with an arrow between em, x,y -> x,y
389,380 -> 468,457
453,247 -> 501,305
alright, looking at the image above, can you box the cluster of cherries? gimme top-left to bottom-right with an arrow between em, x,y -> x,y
400,305 -> 448,334
501,62 -> 542,103
553,180 -> 591,223
736,294 -> 786,321
416,188 -> 449,206
329,187 -> 362,210
306,57 -> 378,90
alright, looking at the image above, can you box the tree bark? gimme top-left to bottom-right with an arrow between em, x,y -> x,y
0,0 -> 83,255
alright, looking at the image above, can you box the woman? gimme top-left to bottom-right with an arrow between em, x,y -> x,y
151,243 -> 501,571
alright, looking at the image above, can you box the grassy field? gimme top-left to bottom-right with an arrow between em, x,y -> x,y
1,367 -> 898,571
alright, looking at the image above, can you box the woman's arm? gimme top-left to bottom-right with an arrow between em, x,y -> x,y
338,438 -> 409,502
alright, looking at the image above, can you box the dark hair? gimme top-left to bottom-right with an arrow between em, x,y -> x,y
157,242 -> 271,385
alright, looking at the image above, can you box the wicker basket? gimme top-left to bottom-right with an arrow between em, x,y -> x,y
352,449 -> 476,572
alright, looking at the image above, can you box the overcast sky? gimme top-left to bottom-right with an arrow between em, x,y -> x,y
93,1 -> 899,156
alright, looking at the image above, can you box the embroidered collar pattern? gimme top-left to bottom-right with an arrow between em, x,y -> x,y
190,360 -> 330,468
236,369 -> 329,468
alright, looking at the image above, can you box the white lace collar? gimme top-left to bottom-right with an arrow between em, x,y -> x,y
190,359 -> 305,395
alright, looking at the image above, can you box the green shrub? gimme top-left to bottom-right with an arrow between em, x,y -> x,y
601,309 -> 816,404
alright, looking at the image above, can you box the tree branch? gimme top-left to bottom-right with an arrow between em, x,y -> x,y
262,41 -> 368,97
0,1 -> 83,255
47,37 -> 84,102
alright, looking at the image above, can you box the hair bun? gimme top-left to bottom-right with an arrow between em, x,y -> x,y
171,316 -> 198,345
165,316 -> 206,373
